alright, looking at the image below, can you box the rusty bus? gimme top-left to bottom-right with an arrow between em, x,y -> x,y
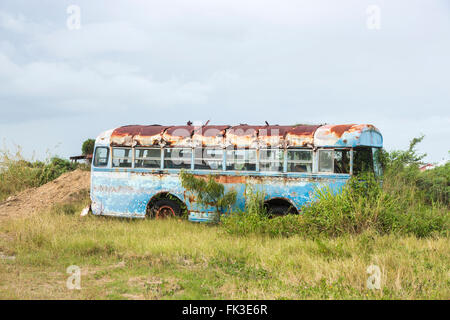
90,123 -> 383,222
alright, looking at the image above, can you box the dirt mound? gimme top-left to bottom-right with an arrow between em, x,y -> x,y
0,169 -> 90,220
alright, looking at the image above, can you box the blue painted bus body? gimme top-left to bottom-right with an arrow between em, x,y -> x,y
90,123 -> 382,222
90,167 -> 349,222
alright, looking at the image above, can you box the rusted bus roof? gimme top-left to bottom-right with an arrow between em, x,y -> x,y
111,125 -> 170,147
192,125 -> 230,147
285,125 -> 321,148
103,123 -> 383,148
225,125 -> 264,149
314,124 -> 382,147
257,126 -> 292,148
161,125 -> 195,147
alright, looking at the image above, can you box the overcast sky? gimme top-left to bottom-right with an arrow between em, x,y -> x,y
0,0 -> 449,162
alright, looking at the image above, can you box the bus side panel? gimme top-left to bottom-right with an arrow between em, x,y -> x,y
91,169 -> 350,220
245,175 -> 349,210
91,170 -> 188,218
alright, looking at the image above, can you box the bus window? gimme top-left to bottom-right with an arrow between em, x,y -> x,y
112,148 -> 132,168
226,149 -> 257,171
195,148 -> 223,170
318,149 -> 333,173
93,147 -> 109,167
260,149 -> 284,172
353,147 -> 374,175
287,150 -> 312,173
135,148 -> 161,169
164,148 -> 192,169
372,148 -> 383,177
334,150 -> 350,174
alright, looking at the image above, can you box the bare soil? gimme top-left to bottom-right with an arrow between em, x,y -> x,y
0,169 -> 90,220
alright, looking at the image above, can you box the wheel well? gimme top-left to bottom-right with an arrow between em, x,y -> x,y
264,197 -> 298,215
146,192 -> 187,216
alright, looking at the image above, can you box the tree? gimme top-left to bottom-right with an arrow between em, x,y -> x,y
81,139 -> 95,155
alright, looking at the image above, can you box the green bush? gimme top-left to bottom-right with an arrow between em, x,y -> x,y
222,188 -> 305,237
223,136 -> 449,239
180,170 -> 237,221
301,174 -> 448,238
379,135 -> 449,207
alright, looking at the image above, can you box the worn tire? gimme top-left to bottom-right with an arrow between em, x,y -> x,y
266,204 -> 297,217
150,199 -> 181,219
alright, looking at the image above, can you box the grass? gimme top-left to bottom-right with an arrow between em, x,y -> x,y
222,164 -> 449,239
0,198 -> 448,300
0,138 -> 448,299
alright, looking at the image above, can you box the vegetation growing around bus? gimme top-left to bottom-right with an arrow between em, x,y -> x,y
180,170 -> 237,220
0,136 -> 448,299
222,137 -> 449,238
2,202 -> 448,299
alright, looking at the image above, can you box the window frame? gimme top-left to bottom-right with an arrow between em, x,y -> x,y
111,147 -> 133,168
194,147 -> 224,171
317,148 -> 353,174
286,148 -> 313,173
225,148 -> 257,172
134,147 -> 162,169
259,148 -> 285,172
93,146 -> 110,167
163,147 -> 193,170
333,148 -> 351,174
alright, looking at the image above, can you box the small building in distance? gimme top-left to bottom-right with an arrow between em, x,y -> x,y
70,154 -> 92,164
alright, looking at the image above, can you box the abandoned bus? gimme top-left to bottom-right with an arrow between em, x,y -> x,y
90,123 -> 383,222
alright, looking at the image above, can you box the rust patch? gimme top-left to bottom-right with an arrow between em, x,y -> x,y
215,175 -> 246,184
329,124 -> 355,137
162,126 -> 195,147
189,174 -> 246,184
285,125 -> 321,148
111,125 -> 170,147
107,123 -> 379,148
192,125 -> 229,147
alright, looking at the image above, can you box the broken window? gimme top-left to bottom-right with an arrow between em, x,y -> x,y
259,149 -> 284,172
353,147 -> 374,175
135,148 -> 161,169
112,148 -> 132,168
226,149 -> 257,171
334,149 -> 350,174
164,148 -> 192,169
287,149 -> 312,173
93,147 -> 109,167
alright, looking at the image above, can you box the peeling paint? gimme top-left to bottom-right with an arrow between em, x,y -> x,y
91,122 -> 383,222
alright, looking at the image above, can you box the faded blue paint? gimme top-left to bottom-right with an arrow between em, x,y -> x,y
90,123 -> 382,222
90,167 -> 350,222
314,127 -> 383,148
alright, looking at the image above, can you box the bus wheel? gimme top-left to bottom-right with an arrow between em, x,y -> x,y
264,198 -> 298,217
152,199 -> 181,219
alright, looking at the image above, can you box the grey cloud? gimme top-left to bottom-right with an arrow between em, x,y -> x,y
0,0 -> 449,162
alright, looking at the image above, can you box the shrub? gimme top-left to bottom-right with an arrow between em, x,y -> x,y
223,136 -> 449,238
222,187 -> 304,237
